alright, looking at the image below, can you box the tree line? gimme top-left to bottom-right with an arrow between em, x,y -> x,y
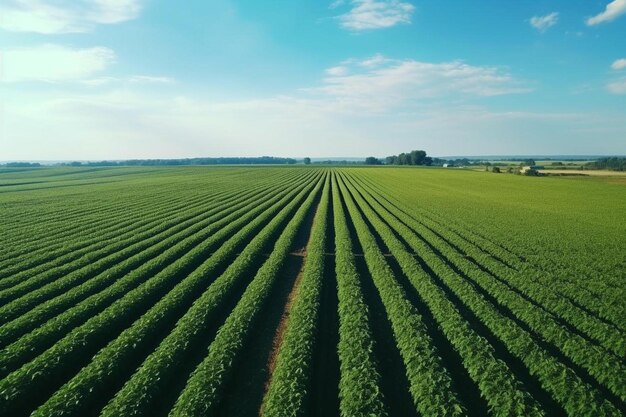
364,150 -> 433,166
57,157 -> 298,167
588,157 -> 626,171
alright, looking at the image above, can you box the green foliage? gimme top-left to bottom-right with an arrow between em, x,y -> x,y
385,150 -> 432,166
588,157 -> 626,171
330,173 -> 388,417
364,157 -> 382,165
346,171 -> 624,416
168,175 -> 325,417
0,166 -> 623,417
336,173 -> 467,417
262,175 -> 330,417
30,174 -> 323,417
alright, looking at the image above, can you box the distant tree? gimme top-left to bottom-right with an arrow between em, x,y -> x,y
5,162 -> 41,167
303,157 -> 311,165
522,167 -> 539,176
492,166 -> 501,173
589,157 -> 626,171
385,156 -> 398,165
385,150 -> 432,166
409,150 -> 427,165
520,159 -> 536,166
365,157 -> 382,165
85,157 -> 298,166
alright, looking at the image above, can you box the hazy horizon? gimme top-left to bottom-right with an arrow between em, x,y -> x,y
1,1 -> 626,160
4,154 -> 625,165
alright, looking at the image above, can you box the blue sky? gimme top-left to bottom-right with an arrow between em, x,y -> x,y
1,0 -> 625,160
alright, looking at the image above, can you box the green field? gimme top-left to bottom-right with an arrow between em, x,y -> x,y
0,166 -> 624,417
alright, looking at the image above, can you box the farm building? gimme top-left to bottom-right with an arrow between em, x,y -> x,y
520,165 -> 540,175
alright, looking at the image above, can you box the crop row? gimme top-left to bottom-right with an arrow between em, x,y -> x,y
0,169 -> 311,322
0,169 -> 318,366
0,171 -> 313,348
0,168 -> 298,281
1,169 -> 296,266
341,171 -> 623,416
346,172 -> 626,398
126,173 -> 325,417
356,171 -> 626,339
0,171 -> 322,416
0,193 -> 226,310
0,181 -> 192,259
328,173 -> 388,417
261,174 -> 331,416
0,183 -> 233,278
0,188 -> 186,269
355,171 -> 624,328
29,171 -> 322,416
335,173 -> 471,417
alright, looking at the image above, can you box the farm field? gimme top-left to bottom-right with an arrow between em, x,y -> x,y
538,169 -> 626,177
0,166 -> 624,417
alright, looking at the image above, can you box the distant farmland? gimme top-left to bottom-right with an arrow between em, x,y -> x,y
0,166 -> 624,417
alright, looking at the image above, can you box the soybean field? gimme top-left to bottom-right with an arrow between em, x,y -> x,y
0,166 -> 624,417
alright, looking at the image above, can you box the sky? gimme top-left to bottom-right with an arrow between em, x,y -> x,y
1,0 -> 625,160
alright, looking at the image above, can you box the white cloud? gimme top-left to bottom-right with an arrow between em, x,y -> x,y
80,75 -> 175,86
586,0 -> 626,25
310,56 -> 530,112
0,0 -> 142,34
530,12 -> 559,32
337,0 -> 415,30
611,58 -> 626,70
11,54 -> 620,161
325,66 -> 349,76
359,53 -> 389,67
5,89 -> 624,160
1,44 -> 115,82
607,78 -> 626,94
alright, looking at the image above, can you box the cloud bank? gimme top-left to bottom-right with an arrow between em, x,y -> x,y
611,58 -> 626,70
0,0 -> 142,33
586,0 -> 626,25
1,44 -> 115,82
530,12 -> 559,32
337,0 -> 415,30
